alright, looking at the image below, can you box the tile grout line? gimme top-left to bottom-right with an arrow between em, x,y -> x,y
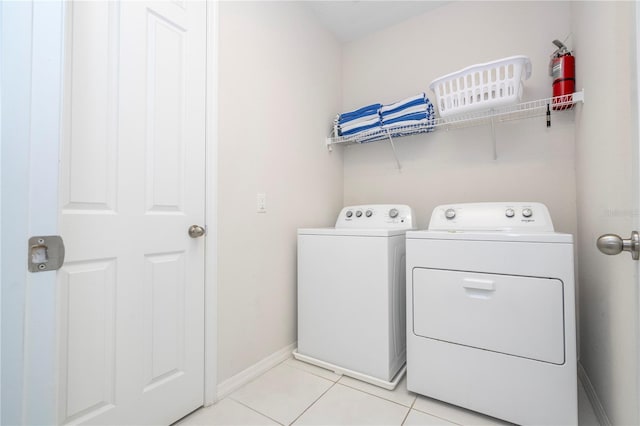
221,358 -> 296,426
399,407 -> 412,425
226,358 -> 484,426
284,361 -> 343,383
228,360 -> 340,426
399,390 -> 421,426
336,380 -> 418,410
410,404 -> 476,426
287,381 -> 340,425
227,396 -> 286,426
410,396 -> 467,426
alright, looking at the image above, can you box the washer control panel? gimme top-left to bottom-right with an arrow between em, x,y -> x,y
429,202 -> 554,232
336,204 -> 414,229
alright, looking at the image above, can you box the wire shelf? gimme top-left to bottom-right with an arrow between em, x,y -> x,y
326,90 -> 584,147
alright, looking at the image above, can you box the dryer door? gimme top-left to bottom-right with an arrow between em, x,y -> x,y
412,268 -> 565,364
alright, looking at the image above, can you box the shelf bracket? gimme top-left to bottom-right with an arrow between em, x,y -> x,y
325,137 -> 333,152
573,89 -> 585,103
385,129 -> 402,170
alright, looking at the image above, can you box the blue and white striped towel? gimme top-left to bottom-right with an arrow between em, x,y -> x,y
342,121 -> 382,136
380,93 -> 426,115
381,112 -> 429,129
340,115 -> 380,133
338,103 -> 382,125
381,104 -> 429,123
379,94 -> 435,133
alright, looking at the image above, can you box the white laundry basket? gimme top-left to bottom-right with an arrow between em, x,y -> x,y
429,55 -> 532,118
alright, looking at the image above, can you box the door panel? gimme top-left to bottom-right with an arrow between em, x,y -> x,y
62,1 -> 118,212
143,252 -> 186,391
145,10 -> 187,212
58,260 -> 117,422
58,1 -> 206,424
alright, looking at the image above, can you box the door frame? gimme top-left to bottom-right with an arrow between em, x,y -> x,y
1,1 -> 64,424
204,0 -> 219,407
1,0 -> 219,422
635,3 -> 640,424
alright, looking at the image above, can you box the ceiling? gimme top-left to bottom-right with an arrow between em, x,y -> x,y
302,1 -> 449,43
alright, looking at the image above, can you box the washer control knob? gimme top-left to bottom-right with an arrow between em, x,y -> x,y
355,210 -> 363,218
445,208 -> 456,220
365,210 -> 373,218
389,208 -> 399,218
505,208 -> 515,218
522,208 -> 533,218
345,210 -> 353,218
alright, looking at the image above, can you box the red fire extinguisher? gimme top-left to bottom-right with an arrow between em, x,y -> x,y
549,39 -> 575,110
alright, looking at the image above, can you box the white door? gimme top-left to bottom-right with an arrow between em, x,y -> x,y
574,2 -> 640,424
57,1 -> 206,424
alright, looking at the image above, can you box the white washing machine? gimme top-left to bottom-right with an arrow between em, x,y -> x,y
294,204 -> 415,389
406,202 -> 577,426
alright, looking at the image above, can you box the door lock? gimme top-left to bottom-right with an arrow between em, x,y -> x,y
28,235 -> 65,272
596,231 -> 639,260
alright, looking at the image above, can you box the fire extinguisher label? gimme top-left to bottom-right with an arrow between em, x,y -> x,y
552,62 -> 563,79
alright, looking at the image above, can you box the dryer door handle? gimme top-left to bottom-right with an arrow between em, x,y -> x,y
462,278 -> 495,292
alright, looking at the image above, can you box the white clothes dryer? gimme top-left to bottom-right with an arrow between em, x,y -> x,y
294,204 -> 415,390
406,202 -> 577,425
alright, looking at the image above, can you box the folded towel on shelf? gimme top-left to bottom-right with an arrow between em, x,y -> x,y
341,121 -> 382,136
333,95 -> 438,140
381,112 -> 429,129
338,103 -> 382,125
340,115 -> 380,133
381,104 -> 430,123
380,93 -> 427,115
334,102 -> 383,137
339,113 -> 380,127
380,95 -> 436,133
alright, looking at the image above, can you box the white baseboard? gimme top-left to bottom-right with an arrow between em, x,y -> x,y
215,342 -> 297,401
578,362 -> 611,426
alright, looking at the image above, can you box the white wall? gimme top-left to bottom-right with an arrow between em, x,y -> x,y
342,1 -> 576,235
217,1 -> 343,383
572,2 -> 639,424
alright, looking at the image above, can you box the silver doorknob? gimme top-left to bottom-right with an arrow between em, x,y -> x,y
188,225 -> 206,238
597,231 -> 639,260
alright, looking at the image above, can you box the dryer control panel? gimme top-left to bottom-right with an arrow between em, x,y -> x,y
336,204 -> 414,229
428,202 -> 554,232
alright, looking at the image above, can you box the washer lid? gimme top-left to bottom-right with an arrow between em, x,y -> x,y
298,228 -> 410,237
406,230 -> 573,243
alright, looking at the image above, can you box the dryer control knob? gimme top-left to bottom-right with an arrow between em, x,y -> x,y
389,208 -> 399,218
355,210 -> 363,218
505,208 -> 515,218
445,208 -> 456,220
346,210 -> 353,218
365,210 -> 373,218
522,208 -> 533,218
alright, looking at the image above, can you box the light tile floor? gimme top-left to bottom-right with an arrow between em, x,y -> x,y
178,357 -> 600,426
